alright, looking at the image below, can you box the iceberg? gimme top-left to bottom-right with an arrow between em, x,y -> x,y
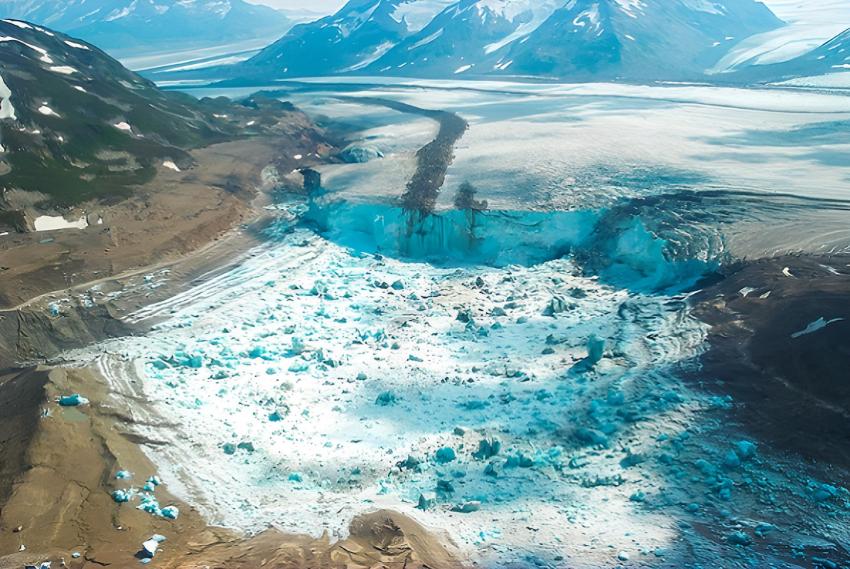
58,394 -> 89,407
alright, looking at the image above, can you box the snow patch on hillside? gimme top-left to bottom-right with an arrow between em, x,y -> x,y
0,35 -> 54,63
0,73 -> 15,121
482,0 -> 564,54
391,0 -> 455,32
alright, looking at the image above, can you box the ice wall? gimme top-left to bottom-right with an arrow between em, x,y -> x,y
306,195 -> 722,292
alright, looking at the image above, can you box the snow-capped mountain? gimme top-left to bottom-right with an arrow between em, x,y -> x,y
0,0 -> 291,54
732,27 -> 850,82
240,0 -> 456,77
486,0 -> 784,80
787,27 -> 850,73
236,0 -> 783,81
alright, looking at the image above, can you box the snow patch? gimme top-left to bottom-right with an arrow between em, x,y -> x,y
34,215 -> 88,232
391,0 -> 454,33
49,65 -> 77,75
63,39 -> 90,50
0,35 -> 54,63
0,73 -> 15,121
791,317 -> 845,339
3,19 -> 32,30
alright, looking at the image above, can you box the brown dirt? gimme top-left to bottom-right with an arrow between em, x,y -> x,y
0,133 -> 321,310
0,366 -> 464,569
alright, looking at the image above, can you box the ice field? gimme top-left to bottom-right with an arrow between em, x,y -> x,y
63,81 -> 850,567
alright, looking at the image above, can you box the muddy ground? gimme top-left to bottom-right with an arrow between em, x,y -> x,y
692,255 -> 850,476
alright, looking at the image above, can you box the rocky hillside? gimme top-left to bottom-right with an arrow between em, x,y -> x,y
0,19 -> 312,230
234,0 -> 783,81
0,0 -> 291,53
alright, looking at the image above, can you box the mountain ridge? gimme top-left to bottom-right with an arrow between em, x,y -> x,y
234,0 -> 784,81
0,0 -> 292,54
0,18 -> 319,227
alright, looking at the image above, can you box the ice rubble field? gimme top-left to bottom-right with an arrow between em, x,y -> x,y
69,202 -> 850,568
54,80 -> 850,566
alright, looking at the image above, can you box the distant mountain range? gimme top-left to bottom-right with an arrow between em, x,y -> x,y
0,0 -> 292,54
236,0 -> 785,81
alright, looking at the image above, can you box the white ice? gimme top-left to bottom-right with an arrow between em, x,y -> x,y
33,215 -> 88,232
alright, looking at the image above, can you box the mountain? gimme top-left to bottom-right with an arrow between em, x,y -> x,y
732,27 -> 850,82
234,0 -> 783,81
240,0 -> 456,77
0,19 -> 313,229
710,0 -> 850,74
0,0 -> 292,54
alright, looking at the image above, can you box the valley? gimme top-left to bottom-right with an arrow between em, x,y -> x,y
2,77 -> 847,567
0,2 -> 849,568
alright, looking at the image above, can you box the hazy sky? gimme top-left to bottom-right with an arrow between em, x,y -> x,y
247,0 -> 346,13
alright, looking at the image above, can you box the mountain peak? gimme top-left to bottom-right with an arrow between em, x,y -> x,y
235,0 -> 781,81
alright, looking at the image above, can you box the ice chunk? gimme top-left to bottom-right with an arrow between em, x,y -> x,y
111,489 -> 131,503
161,506 -> 179,520
115,470 -> 132,480
138,534 -> 165,559
727,531 -> 752,546
417,492 -> 437,510
289,337 -> 306,355
472,438 -> 501,461
340,145 -> 384,163
435,447 -> 457,464
572,335 -> 605,372
543,295 -> 574,316
734,440 -> 757,461
137,493 -> 161,515
58,394 -> 89,407
452,501 -> 481,513
375,391 -> 399,406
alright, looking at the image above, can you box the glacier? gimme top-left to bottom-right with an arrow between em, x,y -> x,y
56,79 -> 850,567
